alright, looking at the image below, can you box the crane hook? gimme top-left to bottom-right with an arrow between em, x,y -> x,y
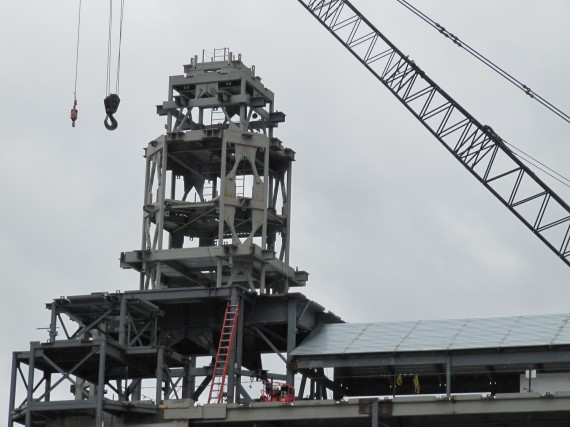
70,99 -> 78,128
103,93 -> 120,131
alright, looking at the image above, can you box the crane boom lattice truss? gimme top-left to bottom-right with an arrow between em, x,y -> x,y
298,0 -> 570,268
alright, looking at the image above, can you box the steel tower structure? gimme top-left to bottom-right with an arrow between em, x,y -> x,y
8,50 -> 342,427
9,46 -> 570,427
121,49 -> 303,293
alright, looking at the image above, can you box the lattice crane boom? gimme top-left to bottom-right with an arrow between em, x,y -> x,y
298,0 -> 570,268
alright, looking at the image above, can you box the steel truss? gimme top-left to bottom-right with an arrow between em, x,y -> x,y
9,288 -> 342,426
123,52 -> 302,291
298,0 -> 570,268
8,295 -> 187,427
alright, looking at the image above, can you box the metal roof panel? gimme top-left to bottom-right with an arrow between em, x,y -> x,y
292,313 -> 570,356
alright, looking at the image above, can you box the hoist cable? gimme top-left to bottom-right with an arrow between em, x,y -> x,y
73,0 -> 82,100
504,140 -> 570,189
70,0 -> 82,127
106,0 -> 113,96
395,0 -> 570,126
394,0 -> 570,192
115,0 -> 125,94
103,0 -> 124,130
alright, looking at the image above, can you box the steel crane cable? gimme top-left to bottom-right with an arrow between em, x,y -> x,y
395,0 -> 570,126
103,0 -> 125,131
106,0 -> 126,95
396,0 -> 570,191
70,0 -> 82,128
105,0 -> 113,97
504,140 -> 570,189
115,0 -> 125,95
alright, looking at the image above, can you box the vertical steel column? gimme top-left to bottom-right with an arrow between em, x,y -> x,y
268,100 -> 274,139
152,316 -> 158,346
280,162 -> 293,292
156,347 -> 165,406
297,375 -> 307,400
234,293 -> 245,403
261,139 -> 270,250
95,340 -> 107,427
169,172 -> 176,219
260,264 -> 266,294
118,296 -> 127,346
49,302 -> 57,343
44,372 -> 51,402
182,357 -> 196,399
155,142 -> 169,288
198,107 -> 204,127
166,78 -> 174,133
239,75 -> 247,131
239,105 -> 247,132
217,135 -> 229,287
446,355 -> 451,398
140,150 -> 152,290
284,162 -> 293,266
8,353 -> 18,427
371,399 -> 379,427
286,298 -> 297,386
226,290 -> 239,403
25,343 -> 37,427
268,176 -> 274,214
132,380 -> 141,401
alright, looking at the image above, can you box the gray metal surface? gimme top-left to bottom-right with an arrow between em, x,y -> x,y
41,394 -> 570,427
293,313 -> 570,356
127,50 -> 299,292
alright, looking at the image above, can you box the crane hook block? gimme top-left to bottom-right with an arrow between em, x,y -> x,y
103,93 -> 121,131
70,99 -> 78,128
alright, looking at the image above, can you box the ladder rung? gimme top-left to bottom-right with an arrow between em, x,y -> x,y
208,302 -> 239,404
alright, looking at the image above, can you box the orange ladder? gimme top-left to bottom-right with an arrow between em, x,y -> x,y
207,302 -> 239,404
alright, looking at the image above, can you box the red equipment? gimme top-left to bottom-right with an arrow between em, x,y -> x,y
260,381 -> 295,404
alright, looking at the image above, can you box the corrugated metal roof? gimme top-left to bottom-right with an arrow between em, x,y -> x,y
292,313 -> 570,356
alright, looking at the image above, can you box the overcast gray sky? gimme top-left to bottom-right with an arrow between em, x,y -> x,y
2,0 -> 570,418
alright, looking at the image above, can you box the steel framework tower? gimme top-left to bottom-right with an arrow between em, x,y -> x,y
120,49 -> 305,293
8,49 -> 570,427
9,51 -> 341,427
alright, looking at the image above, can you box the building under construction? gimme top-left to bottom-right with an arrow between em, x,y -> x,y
8,0 -> 570,424
8,47 -> 570,427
